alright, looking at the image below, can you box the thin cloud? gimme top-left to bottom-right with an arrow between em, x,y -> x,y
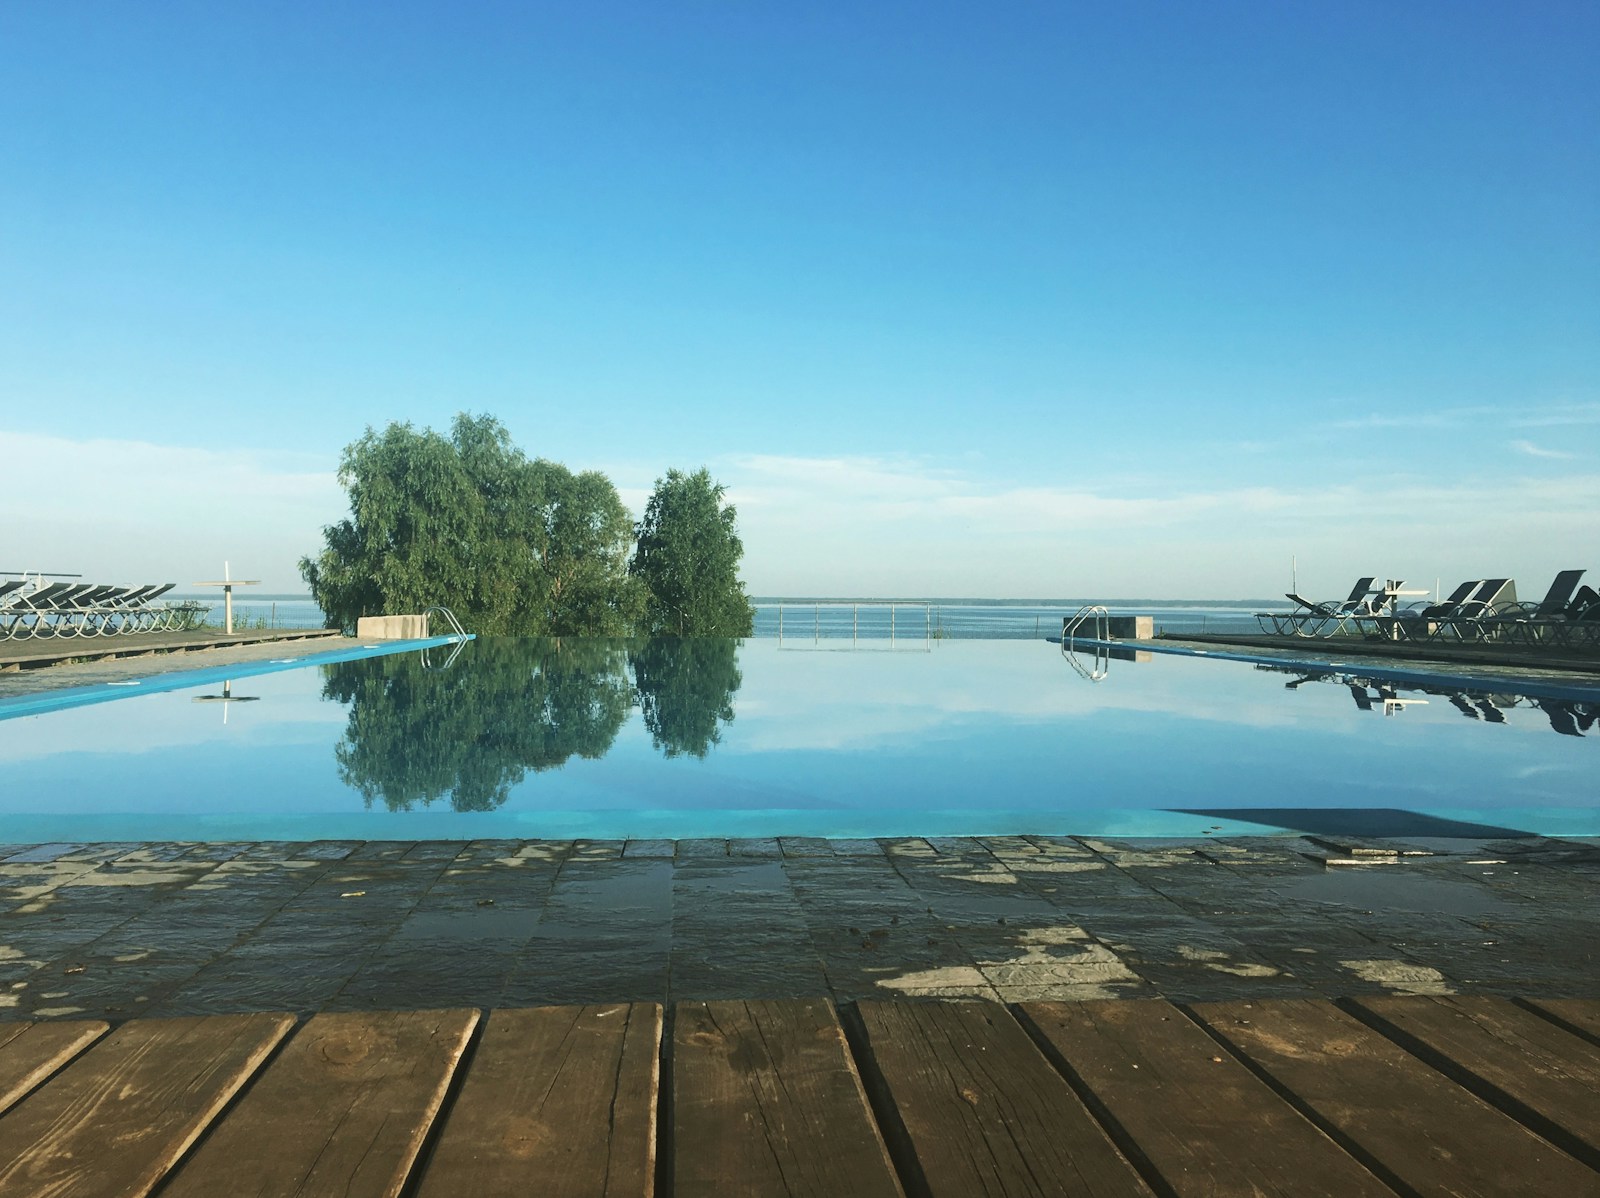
1509,402 -> 1600,428
1323,401 -> 1600,434
1511,439 -> 1575,460
0,430 -> 343,589
1321,411 -> 1462,431
716,451 -> 1600,596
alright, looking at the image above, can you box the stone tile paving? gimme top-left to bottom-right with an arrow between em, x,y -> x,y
0,834 -> 1595,1021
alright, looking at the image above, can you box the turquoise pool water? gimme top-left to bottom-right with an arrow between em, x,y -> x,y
0,638 -> 1593,842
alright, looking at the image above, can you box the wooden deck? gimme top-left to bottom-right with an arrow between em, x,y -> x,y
0,627 -> 342,671
1,996 -> 1596,1196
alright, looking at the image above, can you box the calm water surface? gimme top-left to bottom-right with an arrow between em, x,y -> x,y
0,638 -> 1592,842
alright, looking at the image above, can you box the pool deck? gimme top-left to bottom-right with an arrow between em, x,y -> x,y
5,994 -> 1598,1195
2,834 -> 1595,1022
1151,631 -> 1600,684
0,628 -> 366,708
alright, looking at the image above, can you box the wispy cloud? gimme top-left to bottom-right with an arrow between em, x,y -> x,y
714,452 -> 1600,596
1322,400 -> 1600,435
1509,402 -> 1600,428
1511,439 -> 1576,460
0,431 -> 343,589
1321,411 -> 1462,431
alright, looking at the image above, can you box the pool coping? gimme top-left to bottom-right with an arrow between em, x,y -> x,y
1056,635 -> 1600,703
0,635 -> 474,720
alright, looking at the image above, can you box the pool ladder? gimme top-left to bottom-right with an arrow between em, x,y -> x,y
423,605 -> 469,640
421,605 -> 470,670
1060,605 -> 1111,682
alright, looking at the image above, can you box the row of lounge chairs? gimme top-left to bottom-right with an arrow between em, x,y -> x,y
1256,569 -> 1600,648
0,580 -> 207,640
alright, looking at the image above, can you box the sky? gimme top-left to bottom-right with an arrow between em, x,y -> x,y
2,2 -> 1596,599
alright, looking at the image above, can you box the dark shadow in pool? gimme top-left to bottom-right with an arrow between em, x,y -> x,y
1172,807 -> 1539,839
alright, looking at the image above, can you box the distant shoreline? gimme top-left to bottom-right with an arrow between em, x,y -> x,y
166,595 -> 1281,608
751,597 -> 1277,608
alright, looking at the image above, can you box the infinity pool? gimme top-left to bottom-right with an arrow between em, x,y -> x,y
0,638 -> 1593,842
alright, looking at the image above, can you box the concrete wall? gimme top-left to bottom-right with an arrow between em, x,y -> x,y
356,614 -> 431,640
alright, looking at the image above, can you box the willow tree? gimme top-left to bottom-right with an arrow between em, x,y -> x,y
301,413 -> 639,634
629,468 -> 754,636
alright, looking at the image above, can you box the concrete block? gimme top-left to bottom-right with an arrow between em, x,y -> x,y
356,614 -> 431,639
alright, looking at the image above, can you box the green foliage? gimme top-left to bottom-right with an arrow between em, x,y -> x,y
629,637 -> 742,758
630,468 -> 754,636
322,638 -> 635,812
300,414 -> 640,635
321,636 -> 747,810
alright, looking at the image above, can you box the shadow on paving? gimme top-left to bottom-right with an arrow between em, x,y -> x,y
1173,807 -> 1540,840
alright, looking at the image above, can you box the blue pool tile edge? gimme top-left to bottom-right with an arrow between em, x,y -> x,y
0,635 -> 475,722
1055,636 -> 1600,703
1,805 -> 1595,845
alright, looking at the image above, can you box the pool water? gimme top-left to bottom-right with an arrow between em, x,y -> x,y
0,638 -> 1593,842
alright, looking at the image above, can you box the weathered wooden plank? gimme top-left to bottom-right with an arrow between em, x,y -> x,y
0,1021 -> 110,1118
1349,995 -> 1600,1168
0,1012 -> 292,1198
1523,997 -> 1600,1044
416,1004 -> 660,1198
855,999 -> 1152,1197
159,1008 -> 477,1198
673,999 -> 903,1198
1192,999 -> 1599,1197
1021,999 -> 1389,1196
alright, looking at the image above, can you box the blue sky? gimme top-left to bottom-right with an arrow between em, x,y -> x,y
2,2 -> 1596,597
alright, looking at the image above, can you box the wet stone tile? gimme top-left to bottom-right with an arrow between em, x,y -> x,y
3,834 -> 1597,1020
623,839 -> 676,859
779,837 -> 834,857
828,839 -> 887,857
728,838 -> 783,858
676,838 -> 729,859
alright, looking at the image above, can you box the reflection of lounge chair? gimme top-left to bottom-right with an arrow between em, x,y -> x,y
1473,696 -> 1507,723
1536,699 -> 1583,737
1256,577 -> 1377,636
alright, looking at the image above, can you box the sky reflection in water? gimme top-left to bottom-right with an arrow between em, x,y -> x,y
0,638 -> 1593,841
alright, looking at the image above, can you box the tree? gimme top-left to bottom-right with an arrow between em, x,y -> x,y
300,413 -> 639,635
630,468 -> 754,636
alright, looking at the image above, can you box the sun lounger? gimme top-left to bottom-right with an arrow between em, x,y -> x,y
1255,577 -> 1378,636
1382,580 -> 1482,642
1434,578 -> 1518,642
0,582 -> 85,638
0,581 -> 186,639
1480,569 -> 1590,646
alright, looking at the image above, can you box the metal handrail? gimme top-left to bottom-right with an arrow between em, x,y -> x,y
423,605 -> 469,640
1061,604 -> 1109,646
1059,605 -> 1111,682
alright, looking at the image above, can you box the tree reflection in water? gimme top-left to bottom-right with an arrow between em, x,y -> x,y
630,637 -> 741,758
322,637 -> 742,811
